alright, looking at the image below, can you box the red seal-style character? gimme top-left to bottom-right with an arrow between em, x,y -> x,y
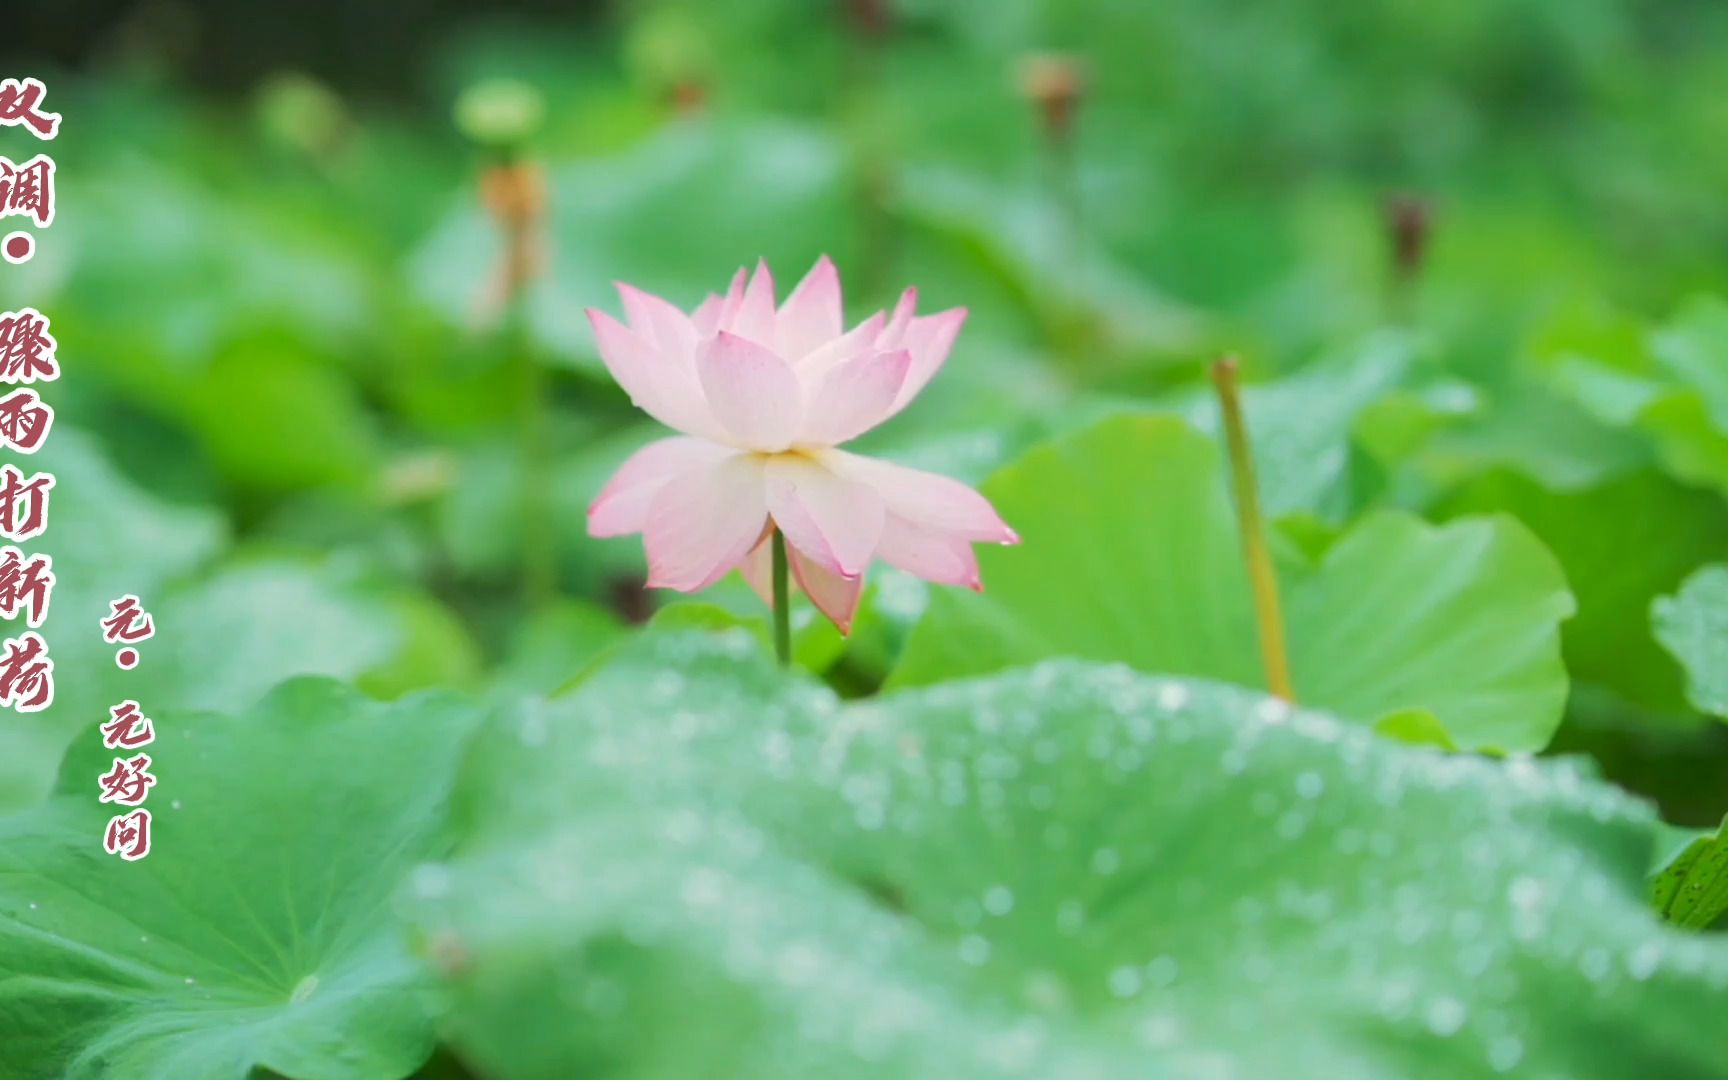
0,389 -> 53,451
0,630 -> 52,711
103,810 -> 152,861
0,310 -> 58,384
0,464 -> 52,542
100,700 -> 155,750
97,753 -> 157,806
101,594 -> 155,644
0,155 -> 54,228
0,79 -> 60,140
102,594 -> 155,669
0,546 -> 53,627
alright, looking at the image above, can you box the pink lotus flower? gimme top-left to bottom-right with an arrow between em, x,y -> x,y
586,256 -> 1018,633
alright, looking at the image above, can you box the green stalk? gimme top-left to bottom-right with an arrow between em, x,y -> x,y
1211,356 -> 1295,702
1047,121 -> 1082,289
508,292 -> 555,607
771,530 -> 792,667
840,0 -> 895,298
1384,193 -> 1430,326
490,142 -> 554,609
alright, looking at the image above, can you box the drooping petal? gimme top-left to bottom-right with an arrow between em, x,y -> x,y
798,349 -> 911,446
725,260 -> 777,346
888,307 -> 967,415
736,533 -> 866,634
697,331 -> 804,451
588,436 -> 733,538
776,255 -> 842,360
587,308 -> 721,438
642,452 -> 769,591
617,283 -> 698,357
790,547 -> 865,633
765,454 -> 884,578
821,448 -> 1016,543
738,537 -> 774,606
874,514 -> 983,588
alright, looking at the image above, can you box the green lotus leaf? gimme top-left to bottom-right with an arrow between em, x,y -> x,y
1442,470 -> 1728,716
890,414 -> 1574,752
0,431 -> 224,811
1,432 -> 474,811
1172,330 -> 1430,519
1652,814 -> 1728,932
1653,564 -> 1728,720
409,630 -> 1728,1079
0,680 -> 482,1079
1540,295 -> 1728,497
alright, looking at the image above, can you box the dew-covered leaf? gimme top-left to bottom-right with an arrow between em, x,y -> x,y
409,630 -> 1728,1080
1653,564 -> 1728,720
0,680 -> 482,1079
1652,814 -> 1728,931
890,415 -> 1574,751
648,596 -> 846,675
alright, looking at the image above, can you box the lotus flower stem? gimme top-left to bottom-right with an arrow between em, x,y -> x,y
506,286 -> 556,606
771,529 -> 792,667
1211,356 -> 1295,702
1021,53 -> 1086,281
1383,192 -> 1430,325
458,82 -> 556,604
839,0 -> 896,297
477,142 -> 554,605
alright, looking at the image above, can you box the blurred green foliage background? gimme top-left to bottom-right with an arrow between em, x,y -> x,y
7,2 -> 1728,1077
6,0 -> 1728,819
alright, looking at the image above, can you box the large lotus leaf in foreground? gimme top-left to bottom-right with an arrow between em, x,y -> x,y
0,682 -> 482,1079
891,414 -> 1574,752
409,631 -> 1727,1080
